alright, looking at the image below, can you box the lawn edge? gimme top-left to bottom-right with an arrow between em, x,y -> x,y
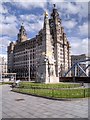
11,89 -> 89,101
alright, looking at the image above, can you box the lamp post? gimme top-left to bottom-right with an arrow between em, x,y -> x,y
25,49 -> 30,82
60,64 -> 63,77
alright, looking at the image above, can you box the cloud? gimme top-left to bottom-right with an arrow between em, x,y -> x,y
66,2 -> 79,14
0,11 -> 44,38
2,15 -> 17,24
62,20 -> 77,29
20,14 -> 43,23
54,2 -> 88,22
56,2 -> 79,15
68,37 -> 88,55
48,0 -> 64,3
22,20 -> 43,34
0,36 -> 11,47
8,0 -> 47,10
78,22 -> 88,37
0,23 -> 18,37
64,0 -> 89,2
0,1 -> 88,58
20,14 -> 37,23
0,13 -> 18,37
19,13 -> 44,35
0,2 -> 8,14
0,36 -> 12,60
76,2 -> 88,19
75,0 -> 89,2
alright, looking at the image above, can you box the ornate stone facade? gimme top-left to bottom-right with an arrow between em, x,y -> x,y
7,5 -> 71,83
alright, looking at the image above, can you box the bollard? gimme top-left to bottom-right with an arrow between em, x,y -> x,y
34,87 -> 35,94
84,88 -> 85,98
52,89 -> 54,97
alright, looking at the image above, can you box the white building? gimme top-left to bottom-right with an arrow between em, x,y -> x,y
8,5 -> 71,83
0,56 -> 7,74
0,56 -> 7,82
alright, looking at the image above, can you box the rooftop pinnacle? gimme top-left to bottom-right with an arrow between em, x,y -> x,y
44,11 -> 48,17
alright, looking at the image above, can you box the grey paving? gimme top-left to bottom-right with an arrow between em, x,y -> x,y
0,85 -> 2,119
1,85 -> 89,118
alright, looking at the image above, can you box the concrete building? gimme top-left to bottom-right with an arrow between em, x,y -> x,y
7,5 -> 71,83
0,56 -> 7,81
71,54 -> 90,77
0,56 -> 7,74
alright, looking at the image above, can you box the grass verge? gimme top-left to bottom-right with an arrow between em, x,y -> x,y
1,82 -> 14,85
19,82 -> 81,89
12,82 -> 90,99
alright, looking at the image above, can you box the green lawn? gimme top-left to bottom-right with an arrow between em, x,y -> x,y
19,82 -> 81,89
12,82 -> 90,99
13,88 -> 90,98
0,82 -> 14,85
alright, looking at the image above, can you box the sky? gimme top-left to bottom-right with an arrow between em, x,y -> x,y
0,0 -> 89,60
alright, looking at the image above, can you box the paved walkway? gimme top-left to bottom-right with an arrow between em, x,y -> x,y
1,85 -> 89,118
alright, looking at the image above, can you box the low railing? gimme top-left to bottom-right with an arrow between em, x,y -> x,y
59,77 -> 90,83
12,86 -> 90,99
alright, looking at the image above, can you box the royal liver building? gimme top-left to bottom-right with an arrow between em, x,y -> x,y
8,5 -> 71,83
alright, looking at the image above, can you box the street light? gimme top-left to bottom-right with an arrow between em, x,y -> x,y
60,64 -> 63,77
25,49 -> 30,82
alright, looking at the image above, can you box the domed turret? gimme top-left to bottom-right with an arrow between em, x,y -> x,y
17,23 -> 27,42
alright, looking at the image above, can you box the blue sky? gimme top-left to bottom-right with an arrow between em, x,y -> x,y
0,0 -> 89,60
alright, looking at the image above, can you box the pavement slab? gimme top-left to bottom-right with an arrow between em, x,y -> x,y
1,85 -> 89,119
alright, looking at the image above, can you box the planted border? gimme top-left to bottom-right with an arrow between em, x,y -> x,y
12,82 -> 90,99
19,82 -> 81,89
